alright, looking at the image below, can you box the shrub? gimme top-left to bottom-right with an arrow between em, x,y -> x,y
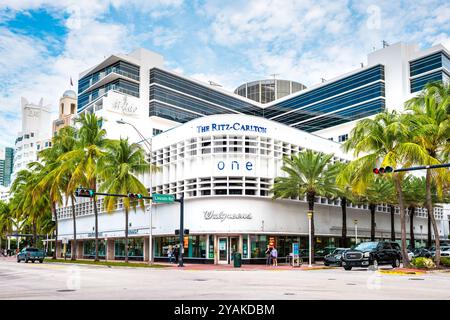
411,257 -> 436,269
440,257 -> 450,267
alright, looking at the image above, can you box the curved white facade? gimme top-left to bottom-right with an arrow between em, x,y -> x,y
57,114 -> 435,264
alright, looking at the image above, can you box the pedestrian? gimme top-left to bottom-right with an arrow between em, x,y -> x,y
271,246 -> 278,267
265,245 -> 272,266
173,246 -> 179,264
168,245 -> 175,264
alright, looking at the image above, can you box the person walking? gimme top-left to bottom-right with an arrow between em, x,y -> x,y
167,245 -> 175,264
173,245 -> 179,264
265,245 -> 272,266
271,246 -> 278,267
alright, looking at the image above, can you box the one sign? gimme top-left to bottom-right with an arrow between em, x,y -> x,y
293,243 -> 299,255
269,236 -> 276,248
183,236 -> 189,248
152,193 -> 175,203
196,123 -> 267,134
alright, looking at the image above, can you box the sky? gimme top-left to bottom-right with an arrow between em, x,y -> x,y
0,0 -> 449,150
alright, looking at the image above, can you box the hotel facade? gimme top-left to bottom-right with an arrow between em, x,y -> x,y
56,42 -> 450,264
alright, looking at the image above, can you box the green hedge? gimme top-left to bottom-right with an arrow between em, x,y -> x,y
440,257 -> 450,267
411,257 -> 436,269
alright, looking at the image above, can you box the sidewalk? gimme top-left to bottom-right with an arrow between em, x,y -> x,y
160,262 -> 335,271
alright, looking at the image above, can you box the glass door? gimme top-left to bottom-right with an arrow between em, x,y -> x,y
230,237 -> 239,263
218,237 -> 228,264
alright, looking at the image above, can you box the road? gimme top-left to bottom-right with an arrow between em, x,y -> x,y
0,258 -> 449,300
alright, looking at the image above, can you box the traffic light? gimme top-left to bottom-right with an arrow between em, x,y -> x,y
373,166 -> 393,175
75,188 -> 95,197
128,193 -> 143,199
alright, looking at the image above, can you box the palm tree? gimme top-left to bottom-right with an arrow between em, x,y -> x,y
360,177 -> 395,241
342,111 -> 431,267
403,175 -> 426,249
405,82 -> 450,266
98,138 -> 151,263
59,114 -> 107,261
272,150 -> 339,263
0,201 -> 12,251
39,126 -> 79,260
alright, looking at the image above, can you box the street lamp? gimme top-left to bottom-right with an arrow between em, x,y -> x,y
116,119 -> 154,265
354,220 -> 358,244
307,211 -> 313,267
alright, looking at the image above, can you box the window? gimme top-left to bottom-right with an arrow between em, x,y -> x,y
152,128 -> 163,136
71,103 -> 76,114
328,137 -> 334,141
338,134 -> 348,142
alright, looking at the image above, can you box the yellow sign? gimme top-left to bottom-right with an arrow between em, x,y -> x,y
183,236 -> 189,248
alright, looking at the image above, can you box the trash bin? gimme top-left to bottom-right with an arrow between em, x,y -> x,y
233,252 -> 242,267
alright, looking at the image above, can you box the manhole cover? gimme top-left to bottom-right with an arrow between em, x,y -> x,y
408,278 -> 424,281
284,293 -> 295,295
193,279 -> 208,281
346,283 -> 356,285
57,289 -> 76,292
328,278 -> 336,280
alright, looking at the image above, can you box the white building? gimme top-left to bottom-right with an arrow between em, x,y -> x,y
57,114 -> 441,264
12,97 -> 52,181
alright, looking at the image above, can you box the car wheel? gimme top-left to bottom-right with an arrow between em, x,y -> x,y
25,259 -> 28,263
324,262 -> 329,266
39,260 -> 43,264
344,266 -> 352,271
17,258 -> 20,263
31,260 -> 35,263
392,258 -> 400,268
370,259 -> 379,270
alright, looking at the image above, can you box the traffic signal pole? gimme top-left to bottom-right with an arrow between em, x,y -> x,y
175,195 -> 184,267
392,163 -> 450,172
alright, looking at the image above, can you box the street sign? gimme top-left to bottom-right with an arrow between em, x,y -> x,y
175,229 -> 189,235
152,193 -> 175,203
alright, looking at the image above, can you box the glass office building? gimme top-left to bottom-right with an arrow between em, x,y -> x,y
409,51 -> 450,93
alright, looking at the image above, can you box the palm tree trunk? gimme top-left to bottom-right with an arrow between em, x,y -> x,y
93,195 -> 99,262
71,196 -> 77,261
369,204 -> 376,241
390,205 -> 395,241
307,191 -> 315,264
33,218 -> 37,247
52,202 -> 58,259
341,197 -> 347,247
409,206 -> 415,249
125,208 -> 129,263
425,170 -> 440,266
427,214 -> 432,248
393,174 -> 410,268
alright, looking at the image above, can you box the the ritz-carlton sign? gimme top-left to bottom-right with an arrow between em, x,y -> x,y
196,122 -> 267,134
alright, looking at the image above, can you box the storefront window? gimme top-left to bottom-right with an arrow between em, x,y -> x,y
208,235 -> 214,259
243,235 -> 248,258
83,239 -> 106,257
114,238 -> 144,257
250,235 -> 267,258
155,236 -> 207,258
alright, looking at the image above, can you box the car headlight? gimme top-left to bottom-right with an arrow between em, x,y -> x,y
335,255 -> 341,259
363,252 -> 370,258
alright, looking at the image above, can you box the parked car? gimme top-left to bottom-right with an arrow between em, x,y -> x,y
432,246 -> 450,257
341,241 -> 402,271
407,249 -> 414,261
324,248 -> 349,266
17,247 -> 45,263
412,248 -> 432,258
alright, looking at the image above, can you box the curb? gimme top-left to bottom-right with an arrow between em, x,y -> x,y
377,269 -> 426,275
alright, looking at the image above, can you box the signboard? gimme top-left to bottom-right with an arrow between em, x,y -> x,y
196,123 -> 267,134
269,237 -> 276,248
183,236 -> 189,249
152,193 -> 175,203
293,243 -> 299,255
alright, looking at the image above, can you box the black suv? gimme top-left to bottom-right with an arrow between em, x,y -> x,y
341,241 -> 402,271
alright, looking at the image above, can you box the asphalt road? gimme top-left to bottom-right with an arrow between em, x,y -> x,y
0,258 -> 449,300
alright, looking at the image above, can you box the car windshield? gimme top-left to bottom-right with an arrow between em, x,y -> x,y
353,242 -> 378,251
442,247 -> 450,251
26,248 -> 38,252
334,249 -> 344,254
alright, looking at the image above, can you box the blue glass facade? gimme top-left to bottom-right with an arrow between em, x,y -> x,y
149,68 -> 262,117
409,51 -> 450,93
78,60 -> 140,112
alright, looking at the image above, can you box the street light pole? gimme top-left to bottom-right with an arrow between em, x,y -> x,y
354,220 -> 358,244
116,119 -> 154,265
307,211 -> 312,267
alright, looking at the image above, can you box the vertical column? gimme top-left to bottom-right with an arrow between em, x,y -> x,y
238,235 -> 243,255
77,241 -> 83,259
56,241 -> 61,258
143,237 -> 149,262
214,235 -> 218,264
107,239 -> 115,260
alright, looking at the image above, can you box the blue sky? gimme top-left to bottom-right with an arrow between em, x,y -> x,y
0,0 -> 449,149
